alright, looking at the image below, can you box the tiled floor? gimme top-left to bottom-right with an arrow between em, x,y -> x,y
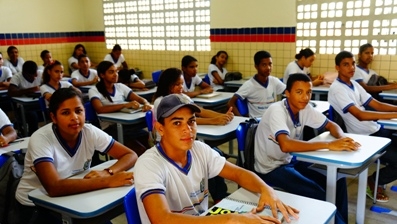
112,139 -> 397,224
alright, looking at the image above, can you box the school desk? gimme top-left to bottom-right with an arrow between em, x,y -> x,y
377,119 -> 397,130
192,92 -> 233,109
0,137 -> 29,155
291,132 -> 390,224
28,160 -> 133,224
311,100 -> 329,114
203,187 -> 336,224
223,79 -> 246,88
312,85 -> 330,101
11,96 -> 40,137
379,89 -> 397,101
133,86 -> 157,101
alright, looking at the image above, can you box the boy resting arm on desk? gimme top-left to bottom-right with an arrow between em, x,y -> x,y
135,94 -> 299,224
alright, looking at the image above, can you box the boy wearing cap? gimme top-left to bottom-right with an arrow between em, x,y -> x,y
134,94 -> 298,223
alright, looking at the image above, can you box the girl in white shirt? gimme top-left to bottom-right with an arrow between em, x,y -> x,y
207,50 -> 228,90
181,55 -> 213,98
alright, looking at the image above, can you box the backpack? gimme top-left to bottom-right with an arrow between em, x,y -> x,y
143,80 -> 156,89
224,72 -> 243,82
0,149 -> 26,224
367,74 -> 388,86
237,118 -> 259,171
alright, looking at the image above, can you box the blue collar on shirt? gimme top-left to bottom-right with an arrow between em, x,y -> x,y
253,74 -> 269,88
79,69 -> 91,78
9,59 -> 18,68
284,99 -> 301,128
336,77 -> 354,91
183,74 -> 192,90
356,65 -> 369,74
108,85 -> 116,97
53,124 -> 82,157
295,61 -> 304,71
111,54 -> 119,64
46,82 -> 61,91
156,142 -> 192,175
0,68 -> 2,77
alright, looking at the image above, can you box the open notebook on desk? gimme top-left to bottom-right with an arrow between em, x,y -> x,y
120,107 -> 142,114
195,92 -> 221,99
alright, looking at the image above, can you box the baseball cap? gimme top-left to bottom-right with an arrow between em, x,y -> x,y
156,94 -> 201,121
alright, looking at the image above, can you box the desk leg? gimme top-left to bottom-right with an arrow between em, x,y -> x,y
116,123 -> 124,144
356,168 -> 368,224
19,103 -> 28,137
326,166 -> 337,224
62,214 -> 73,224
228,140 -> 233,155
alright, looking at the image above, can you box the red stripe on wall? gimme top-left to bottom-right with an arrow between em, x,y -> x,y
0,36 -> 105,46
210,34 -> 296,42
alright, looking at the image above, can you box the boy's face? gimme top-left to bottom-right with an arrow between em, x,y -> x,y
358,47 -> 374,65
182,61 -> 198,78
285,81 -> 312,112
156,107 -> 197,152
78,57 -> 91,72
336,57 -> 355,79
255,57 -> 272,78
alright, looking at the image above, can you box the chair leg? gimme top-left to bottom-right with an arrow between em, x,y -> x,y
373,158 -> 381,204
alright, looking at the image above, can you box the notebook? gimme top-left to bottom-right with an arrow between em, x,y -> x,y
195,92 -> 221,99
120,107 -> 142,114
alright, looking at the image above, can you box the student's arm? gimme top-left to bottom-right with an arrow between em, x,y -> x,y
0,78 -> 11,88
128,78 -> 146,89
8,84 -> 40,97
227,95 -> 244,117
42,92 -> 52,102
211,71 -> 224,85
34,141 -> 135,197
311,74 -> 324,86
71,77 -> 98,87
196,106 -> 234,125
357,80 -> 397,93
347,102 -> 397,121
128,92 -> 152,112
198,81 -> 213,93
91,97 -> 139,114
70,62 -> 79,70
0,125 -> 17,145
121,61 -> 129,70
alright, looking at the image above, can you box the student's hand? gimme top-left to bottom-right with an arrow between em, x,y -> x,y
142,104 -> 152,112
317,74 -> 324,80
30,86 -> 40,92
328,137 -> 361,151
236,210 -> 282,224
108,171 -> 134,187
225,107 -> 234,121
200,87 -> 213,94
0,136 -> 10,147
125,101 -> 140,109
91,76 -> 99,84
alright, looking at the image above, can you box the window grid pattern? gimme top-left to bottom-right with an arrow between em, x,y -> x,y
103,0 -> 210,51
297,0 -> 397,55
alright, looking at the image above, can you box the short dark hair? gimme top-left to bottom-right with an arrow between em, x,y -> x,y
254,50 -> 272,65
295,48 -> 314,60
112,44 -> 122,52
359,43 -> 373,54
7,46 -> 17,54
22,61 -> 38,76
181,55 -> 197,67
286,73 -> 311,92
49,88 -> 83,116
40,50 -> 50,59
77,54 -> 88,62
335,51 -> 354,66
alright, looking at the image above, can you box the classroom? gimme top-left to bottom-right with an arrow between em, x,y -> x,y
1,0 -> 397,223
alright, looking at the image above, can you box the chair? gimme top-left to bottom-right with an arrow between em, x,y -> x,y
236,98 -> 249,117
145,110 -> 155,144
151,70 -> 162,85
38,96 -> 48,124
203,74 -> 210,85
84,102 -> 100,127
124,188 -> 142,224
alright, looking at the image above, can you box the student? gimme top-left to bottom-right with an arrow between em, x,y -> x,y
3,46 -> 25,75
37,50 -> 53,71
70,54 -> 99,87
15,88 -> 136,223
255,73 -> 359,224
0,108 -> 17,147
208,50 -> 228,91
68,44 -> 96,74
283,48 -> 324,86
104,44 -> 129,71
0,52 -> 13,90
40,60 -> 78,105
328,50 -> 397,203
181,55 -> 213,98
352,43 -> 397,94
134,94 -> 299,223
228,51 -> 285,118
89,61 -> 152,155
8,61 -> 43,136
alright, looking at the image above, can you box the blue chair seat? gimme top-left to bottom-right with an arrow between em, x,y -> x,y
124,188 -> 141,224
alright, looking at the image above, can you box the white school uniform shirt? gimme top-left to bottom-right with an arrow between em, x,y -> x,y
254,99 -> 328,174
0,66 -> 13,82
235,75 -> 285,118
16,123 -> 114,206
0,108 -> 13,131
9,72 -> 42,89
68,56 -> 78,73
283,61 -> 310,84
328,78 -> 380,135
104,53 -> 126,68
40,81 -> 73,106
208,64 -> 228,91
135,141 -> 226,223
3,57 -> 25,75
182,74 -> 203,92
71,69 -> 98,83
352,66 -> 377,84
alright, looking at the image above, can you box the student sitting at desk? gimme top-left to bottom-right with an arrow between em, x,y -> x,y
352,43 -> 397,99
15,88 -> 137,223
70,54 -> 99,87
0,52 -> 13,90
68,44 -> 96,74
37,50 -> 53,71
328,51 -> 397,203
134,94 -> 299,224
283,48 -> 324,86
3,46 -> 24,76
208,50 -> 228,91
255,73 -> 360,224
181,55 -> 213,98
0,108 -> 17,147
89,61 -> 152,155
228,51 -> 285,118
8,61 -> 43,136
104,44 -> 130,71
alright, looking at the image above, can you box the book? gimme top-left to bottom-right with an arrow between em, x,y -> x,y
120,107 -> 142,114
195,92 -> 221,99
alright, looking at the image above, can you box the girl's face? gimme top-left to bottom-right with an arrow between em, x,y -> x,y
358,47 -> 374,65
182,61 -> 198,78
170,76 -> 184,94
49,65 -> 64,82
112,50 -> 122,59
51,96 -> 85,140
101,65 -> 118,84
75,47 -> 84,57
216,53 -> 228,66
303,55 -> 315,68
43,53 -> 53,65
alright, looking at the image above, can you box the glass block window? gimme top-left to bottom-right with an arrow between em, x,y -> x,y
297,0 -> 397,55
103,0 -> 210,51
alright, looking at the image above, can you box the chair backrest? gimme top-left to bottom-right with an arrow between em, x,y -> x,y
328,105 -> 347,132
84,101 -> 100,128
151,70 -> 162,85
235,118 -> 260,171
38,96 -> 47,123
145,110 -> 153,132
203,74 -> 210,85
236,98 -> 249,117
124,188 -> 142,224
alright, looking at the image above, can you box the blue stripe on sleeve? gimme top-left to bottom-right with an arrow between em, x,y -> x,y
140,188 -> 165,201
363,97 -> 373,107
342,103 -> 355,113
33,157 -> 54,165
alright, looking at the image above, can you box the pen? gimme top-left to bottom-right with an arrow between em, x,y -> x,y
9,139 -> 25,145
